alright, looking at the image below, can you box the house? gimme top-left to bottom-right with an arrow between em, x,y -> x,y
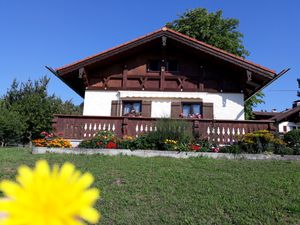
254,100 -> 300,133
48,27 -> 288,144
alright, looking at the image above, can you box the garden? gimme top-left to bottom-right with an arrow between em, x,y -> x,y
33,119 -> 300,156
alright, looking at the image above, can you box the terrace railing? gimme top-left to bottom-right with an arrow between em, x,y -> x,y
53,115 -> 277,144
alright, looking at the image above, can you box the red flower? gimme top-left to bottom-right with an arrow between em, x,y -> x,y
106,141 -> 117,149
191,144 -> 201,151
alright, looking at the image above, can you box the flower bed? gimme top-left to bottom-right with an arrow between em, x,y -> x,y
32,131 -> 72,148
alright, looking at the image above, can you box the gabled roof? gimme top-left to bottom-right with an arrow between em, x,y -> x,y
271,105 -> 300,122
55,27 -> 276,77
48,27 -> 288,99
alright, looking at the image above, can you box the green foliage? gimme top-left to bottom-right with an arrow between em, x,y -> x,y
166,8 -> 249,57
2,77 -> 82,143
284,129 -> 300,155
274,146 -> 294,156
78,131 -> 117,149
244,92 -> 265,120
0,103 -> 25,146
239,130 -> 285,153
129,119 -> 193,150
220,130 -> 289,154
220,144 -> 242,154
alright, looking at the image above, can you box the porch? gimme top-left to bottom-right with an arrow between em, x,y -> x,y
53,115 -> 277,145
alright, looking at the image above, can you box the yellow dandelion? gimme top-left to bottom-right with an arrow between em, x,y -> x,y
0,160 -> 100,225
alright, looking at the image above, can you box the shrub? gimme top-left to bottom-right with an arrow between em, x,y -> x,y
274,146 -> 294,156
238,130 -> 285,153
220,144 -> 242,154
117,135 -> 135,149
284,129 -> 300,155
78,131 -> 117,149
129,119 -> 193,150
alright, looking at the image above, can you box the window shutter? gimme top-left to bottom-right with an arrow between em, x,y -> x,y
141,101 -> 151,117
202,103 -> 214,119
171,102 -> 181,118
111,100 -> 120,116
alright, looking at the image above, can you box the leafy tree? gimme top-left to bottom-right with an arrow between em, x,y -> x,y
167,8 -> 264,118
2,76 -> 82,144
0,101 -> 25,146
244,92 -> 265,119
166,8 -> 249,57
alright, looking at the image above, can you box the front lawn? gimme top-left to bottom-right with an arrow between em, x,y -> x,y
0,148 -> 300,225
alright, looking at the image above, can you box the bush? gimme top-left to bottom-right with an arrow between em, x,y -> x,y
284,129 -> 300,154
78,131 -> 117,149
274,147 -> 294,155
238,130 -> 285,154
127,119 -> 193,151
220,144 -> 242,154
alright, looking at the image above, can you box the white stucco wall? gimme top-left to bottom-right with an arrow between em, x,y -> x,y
278,121 -> 300,133
151,101 -> 171,118
83,91 -> 119,116
83,90 -> 245,120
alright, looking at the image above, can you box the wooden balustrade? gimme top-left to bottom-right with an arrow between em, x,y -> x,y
53,115 -> 276,144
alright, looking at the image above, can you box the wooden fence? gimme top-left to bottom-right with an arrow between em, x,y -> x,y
53,115 -> 276,144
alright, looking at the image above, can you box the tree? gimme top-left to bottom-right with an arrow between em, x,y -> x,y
244,92 -> 265,120
166,8 -> 249,57
167,8 -> 264,118
2,76 -> 82,144
0,101 -> 25,146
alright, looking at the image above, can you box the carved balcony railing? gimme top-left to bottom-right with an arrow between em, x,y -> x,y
53,115 -> 277,144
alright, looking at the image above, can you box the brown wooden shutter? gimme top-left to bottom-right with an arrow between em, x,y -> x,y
141,101 -> 151,117
111,100 -> 120,116
171,102 -> 181,118
202,103 -> 214,119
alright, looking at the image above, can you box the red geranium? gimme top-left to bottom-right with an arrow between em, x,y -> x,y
106,141 -> 117,149
190,144 -> 201,151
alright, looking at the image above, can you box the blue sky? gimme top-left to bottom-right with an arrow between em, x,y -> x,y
0,0 -> 299,111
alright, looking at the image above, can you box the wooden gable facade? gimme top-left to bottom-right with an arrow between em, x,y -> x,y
51,27 -> 286,100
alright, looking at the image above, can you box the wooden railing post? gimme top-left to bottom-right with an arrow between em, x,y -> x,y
192,120 -> 200,138
122,117 -> 129,137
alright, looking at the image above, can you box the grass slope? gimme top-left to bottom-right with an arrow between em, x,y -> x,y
0,148 -> 300,225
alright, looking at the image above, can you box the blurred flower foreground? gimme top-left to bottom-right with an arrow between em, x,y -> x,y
0,160 -> 100,225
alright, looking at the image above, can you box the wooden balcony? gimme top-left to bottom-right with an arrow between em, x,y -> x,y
53,115 -> 277,145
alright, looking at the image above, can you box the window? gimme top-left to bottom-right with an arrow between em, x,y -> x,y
181,103 -> 202,118
123,101 -> 142,116
166,60 -> 179,72
147,60 -> 161,72
283,126 -> 287,132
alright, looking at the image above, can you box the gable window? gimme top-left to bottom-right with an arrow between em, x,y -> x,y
181,103 -> 202,118
166,60 -> 179,72
123,101 -> 142,117
147,60 -> 161,72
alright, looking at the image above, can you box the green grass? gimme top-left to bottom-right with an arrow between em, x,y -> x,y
0,148 -> 300,225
